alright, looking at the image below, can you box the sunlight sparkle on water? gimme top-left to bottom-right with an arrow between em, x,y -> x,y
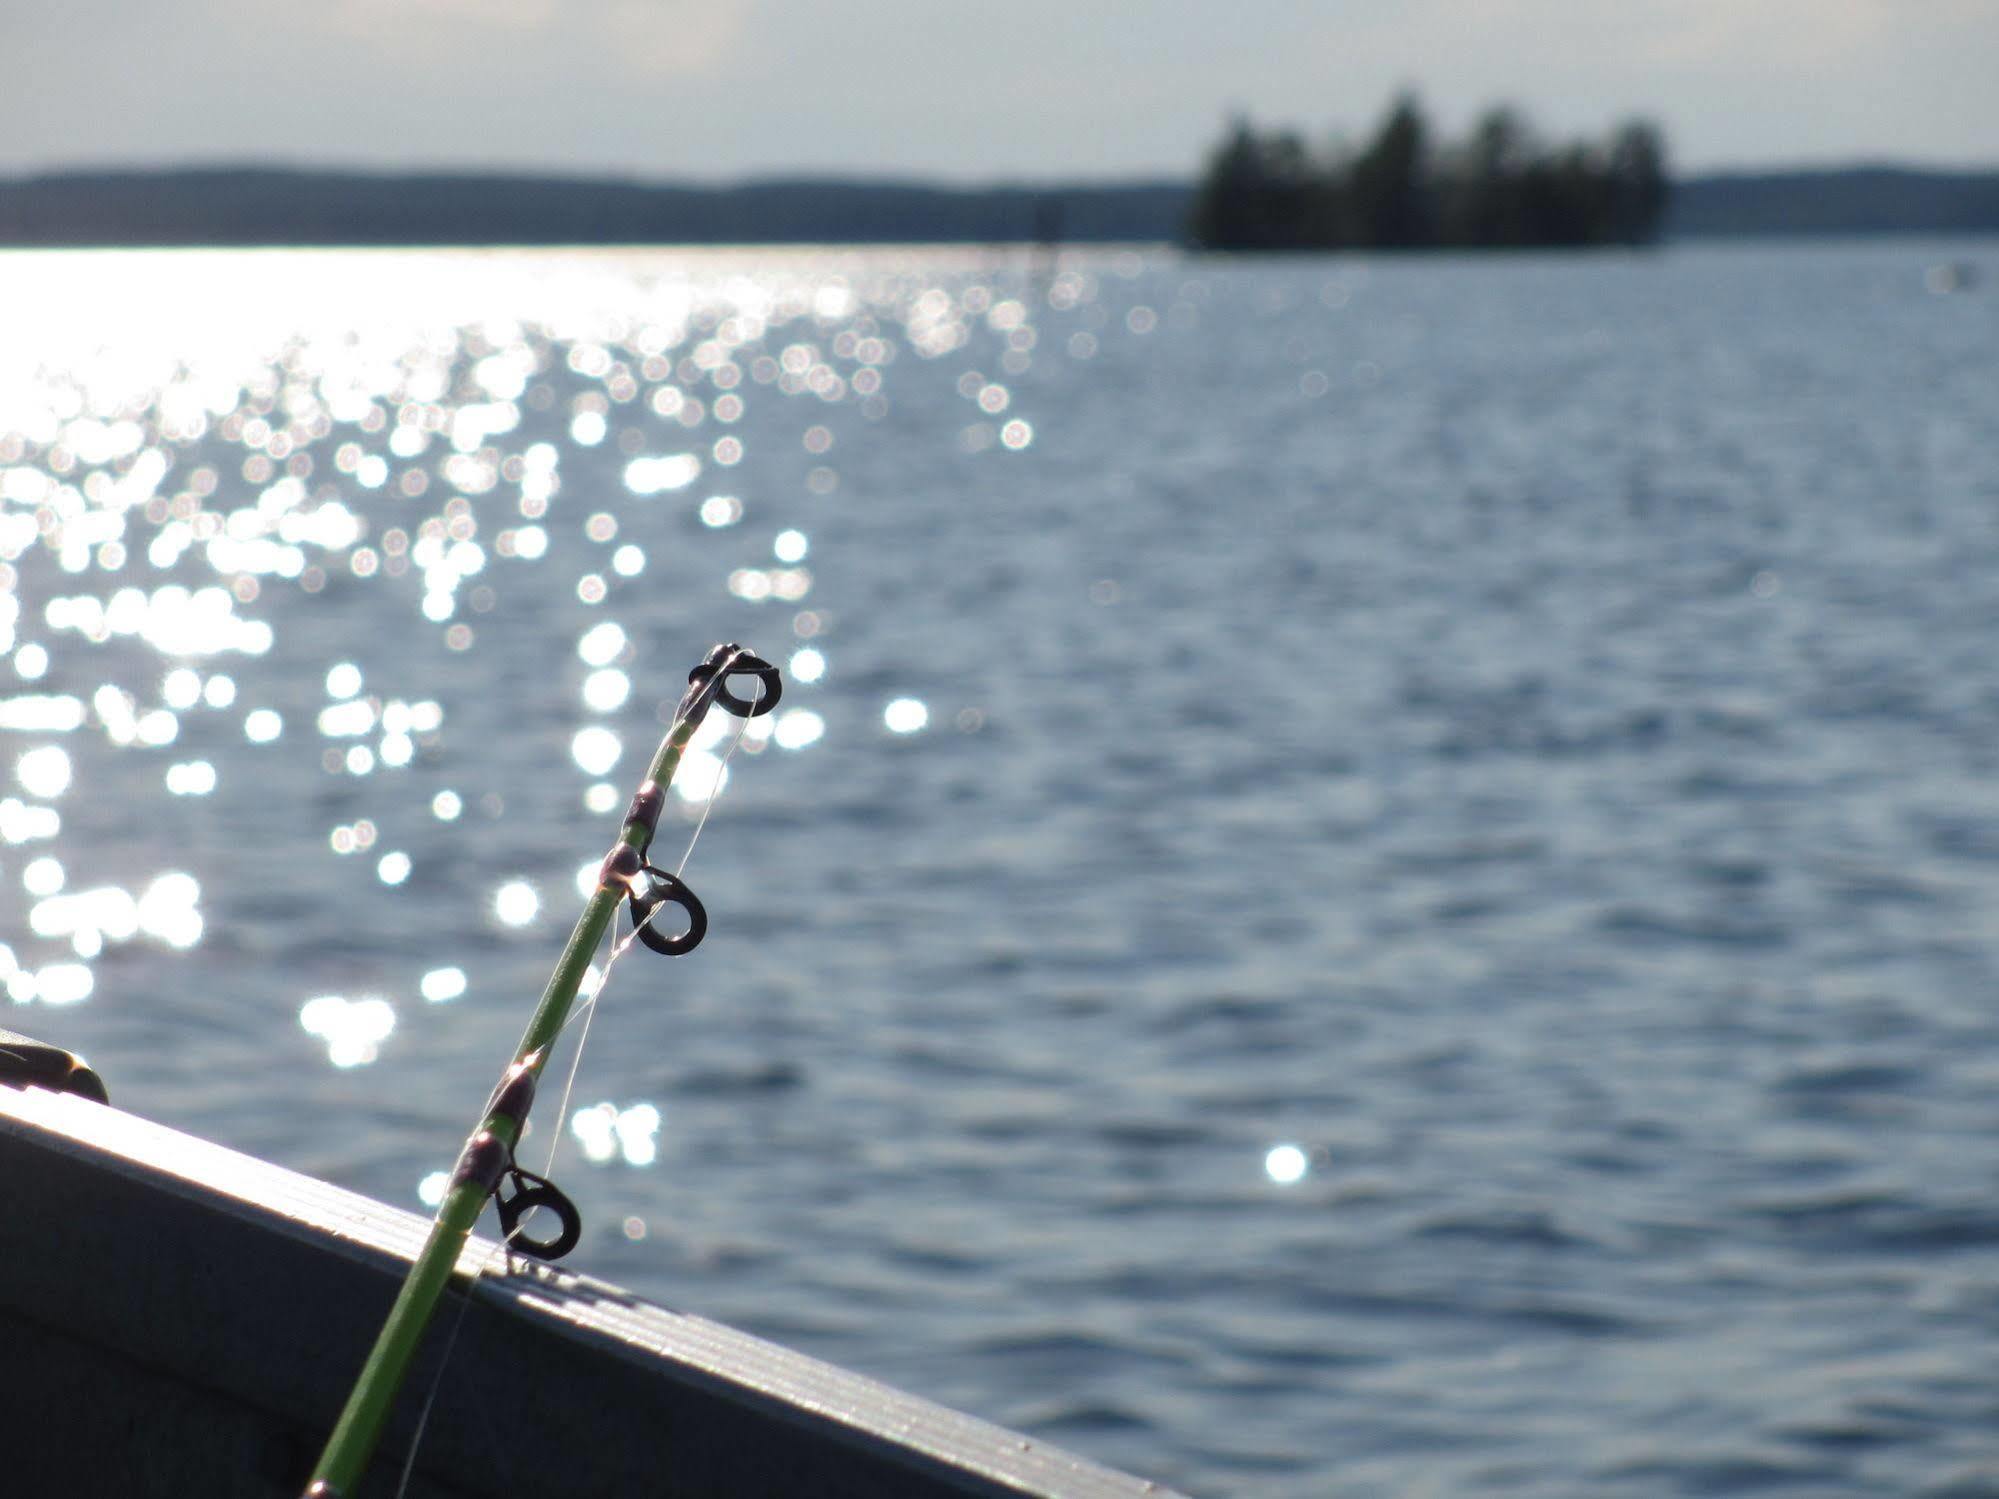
570,1101 -> 662,1167
300,994 -> 396,1069
0,250 -> 1008,1106
162,668 -> 202,709
494,880 -> 538,926
617,1103 -> 661,1167
165,760 -> 217,796
318,699 -> 377,737
0,697 -> 84,732
29,886 -> 137,948
583,668 -> 631,713
699,495 -> 742,528
774,708 -> 824,750
883,698 -> 929,734
672,748 -> 729,803
578,621 -> 626,667
0,798 -> 61,844
138,872 -> 202,948
572,726 -> 622,776
33,962 -> 93,1006
137,709 -> 178,747
1265,1144 -> 1310,1185
625,454 -> 700,496
15,746 -> 72,798
420,966 -> 467,1003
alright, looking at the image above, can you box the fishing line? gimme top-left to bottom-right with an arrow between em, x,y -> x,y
390,1201 -> 550,1499
543,683 -> 760,1172
395,685 -> 765,1494
310,643 -> 779,1497
537,922 -> 612,1180
389,1257 -> 477,1499
671,682 -> 761,882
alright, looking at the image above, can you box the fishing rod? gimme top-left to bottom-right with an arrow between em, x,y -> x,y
304,641 -> 780,1499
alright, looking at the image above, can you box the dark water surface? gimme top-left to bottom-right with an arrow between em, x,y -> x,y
4,241 -> 1999,1495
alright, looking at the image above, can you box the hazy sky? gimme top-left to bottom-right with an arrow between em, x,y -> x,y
8,0 -> 1997,180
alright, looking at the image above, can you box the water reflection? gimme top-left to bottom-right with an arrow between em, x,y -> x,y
571,725 -> 622,776
0,247 -> 1090,1072
493,880 -> 539,927
577,620 -> 626,666
299,994 -> 397,1069
583,668 -> 631,712
164,760 -> 216,795
774,708 -> 824,750
1264,1144 -> 1310,1186
0,797 -> 61,843
883,697 -> 929,734
419,966 -> 466,1003
570,1100 -> 662,1167
15,744 -> 71,796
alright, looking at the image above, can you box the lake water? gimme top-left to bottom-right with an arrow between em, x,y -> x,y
3,240 -> 1998,1496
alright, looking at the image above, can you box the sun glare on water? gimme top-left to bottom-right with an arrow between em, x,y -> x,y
0,246 -> 1094,1078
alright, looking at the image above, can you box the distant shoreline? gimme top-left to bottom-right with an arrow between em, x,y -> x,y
0,165 -> 1994,248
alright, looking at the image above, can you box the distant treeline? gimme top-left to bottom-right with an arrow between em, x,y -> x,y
1670,168 -> 1999,238
0,161 -> 1994,249
0,168 -> 1189,247
1188,94 -> 1668,252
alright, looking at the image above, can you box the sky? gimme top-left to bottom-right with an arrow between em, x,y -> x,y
6,0 -> 1997,181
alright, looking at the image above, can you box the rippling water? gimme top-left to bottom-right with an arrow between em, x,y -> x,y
4,241 -> 1999,1496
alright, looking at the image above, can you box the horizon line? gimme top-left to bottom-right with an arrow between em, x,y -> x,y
5,154 -> 1999,190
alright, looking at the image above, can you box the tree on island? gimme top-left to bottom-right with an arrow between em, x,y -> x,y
1187,118 -> 1331,252
1349,92 -> 1434,248
1188,94 -> 1669,252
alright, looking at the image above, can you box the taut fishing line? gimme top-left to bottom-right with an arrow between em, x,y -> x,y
544,679 -> 760,1178
311,642 -> 778,1497
391,674 -> 765,1499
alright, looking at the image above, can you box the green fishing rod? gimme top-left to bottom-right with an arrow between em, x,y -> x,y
304,642 -> 780,1498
